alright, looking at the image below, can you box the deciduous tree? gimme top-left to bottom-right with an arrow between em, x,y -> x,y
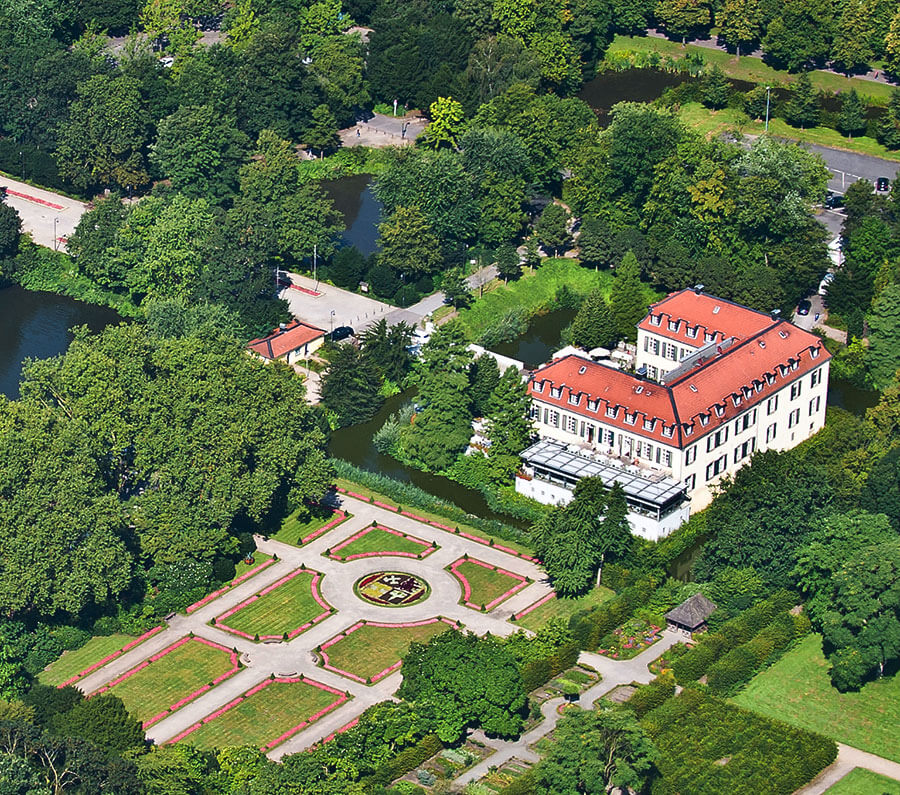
321,343 -> 385,427
378,206 -> 443,276
569,290 -> 618,350
717,0 -> 762,56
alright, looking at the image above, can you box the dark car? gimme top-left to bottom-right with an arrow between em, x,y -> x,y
824,192 -> 844,210
876,177 -> 890,193
797,299 -> 811,316
330,325 -> 354,342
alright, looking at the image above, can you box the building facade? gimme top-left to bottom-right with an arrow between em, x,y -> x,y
247,320 -> 326,365
516,288 -> 831,537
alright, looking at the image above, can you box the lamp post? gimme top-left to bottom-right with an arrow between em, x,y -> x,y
765,86 -> 771,132
53,217 -> 58,252
20,151 -> 24,180
330,309 -> 335,338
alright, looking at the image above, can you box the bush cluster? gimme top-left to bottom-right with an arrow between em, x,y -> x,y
569,578 -> 659,650
625,674 -> 677,718
520,641 -> 580,692
366,734 -> 443,787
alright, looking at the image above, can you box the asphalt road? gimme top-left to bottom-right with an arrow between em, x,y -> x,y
798,143 -> 900,194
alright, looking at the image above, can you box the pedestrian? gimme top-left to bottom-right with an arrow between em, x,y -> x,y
356,128 -> 360,138
814,312 -> 820,322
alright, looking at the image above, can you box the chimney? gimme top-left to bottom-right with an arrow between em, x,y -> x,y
770,309 -> 781,320
693,283 -> 705,294
279,322 -> 287,331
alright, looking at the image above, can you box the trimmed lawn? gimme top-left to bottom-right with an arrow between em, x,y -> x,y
103,638 -> 237,725
180,679 -> 345,751
233,552 -> 272,581
516,587 -> 615,633
606,35 -> 895,102
40,634 -> 144,687
273,504 -> 347,546
323,621 -> 452,682
219,570 -> 329,640
329,526 -> 432,559
450,559 -> 527,610
825,768 -> 900,795
733,634 -> 900,763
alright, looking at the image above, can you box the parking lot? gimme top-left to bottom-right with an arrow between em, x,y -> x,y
0,176 -> 86,250
280,271 -> 396,334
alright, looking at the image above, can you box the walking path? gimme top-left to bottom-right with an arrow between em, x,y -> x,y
0,175 -> 85,250
796,744 -> 900,794
75,494 -> 549,759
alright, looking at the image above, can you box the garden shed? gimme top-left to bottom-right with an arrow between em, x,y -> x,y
665,593 -> 717,637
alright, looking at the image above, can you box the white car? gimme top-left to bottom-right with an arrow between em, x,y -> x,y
818,272 -> 835,296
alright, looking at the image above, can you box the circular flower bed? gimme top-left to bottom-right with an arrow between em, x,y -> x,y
354,571 -> 430,607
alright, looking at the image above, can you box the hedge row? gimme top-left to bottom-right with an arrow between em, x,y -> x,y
520,640 -> 580,692
706,612 -> 811,696
642,687 -> 837,795
499,769 -> 537,795
625,674 -> 677,718
671,590 -> 796,684
569,578 -> 659,650
365,733 -> 443,787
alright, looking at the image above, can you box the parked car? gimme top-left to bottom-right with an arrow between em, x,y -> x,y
876,177 -> 890,193
818,273 -> 835,296
797,299 -> 811,316
330,325 -> 354,342
824,192 -> 844,210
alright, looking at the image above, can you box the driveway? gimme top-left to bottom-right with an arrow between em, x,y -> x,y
798,144 -> 900,194
281,272 -> 395,334
0,176 -> 85,250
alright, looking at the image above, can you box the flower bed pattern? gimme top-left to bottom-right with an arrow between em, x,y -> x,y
354,571 -> 430,607
597,618 -> 663,660
319,618 -> 456,684
53,626 -> 164,689
94,637 -> 240,728
168,676 -> 349,751
448,558 -> 529,611
326,525 -> 436,562
185,557 -> 276,614
214,568 -> 332,642
335,487 -> 540,563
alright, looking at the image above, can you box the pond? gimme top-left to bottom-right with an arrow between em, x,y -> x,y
321,174 -> 383,256
487,308 -> 577,369
578,68 -> 697,125
0,286 -> 120,399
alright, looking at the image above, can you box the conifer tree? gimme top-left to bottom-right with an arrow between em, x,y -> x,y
700,65 -> 731,109
569,290 -> 618,350
469,355 -> 501,417
321,343 -> 384,426
485,365 -> 533,458
784,73 -> 821,129
610,251 -> 647,342
838,89 -> 867,140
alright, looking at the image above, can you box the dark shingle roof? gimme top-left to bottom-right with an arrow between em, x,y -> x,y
665,593 -> 717,629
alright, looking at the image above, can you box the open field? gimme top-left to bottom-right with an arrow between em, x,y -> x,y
825,768 -> 900,794
733,634 -> 900,763
98,637 -> 238,726
678,103 -> 900,162
39,632 -> 157,687
515,586 -> 616,632
606,35 -> 895,102
328,525 -> 434,560
176,678 -> 346,751
216,569 -> 330,641
321,619 -> 453,683
449,559 -> 528,611
273,504 -> 349,546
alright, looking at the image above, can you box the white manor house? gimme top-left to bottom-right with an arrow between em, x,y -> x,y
516,287 -> 831,540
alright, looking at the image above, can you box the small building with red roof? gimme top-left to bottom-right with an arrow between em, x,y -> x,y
518,287 -> 831,538
247,320 -> 326,365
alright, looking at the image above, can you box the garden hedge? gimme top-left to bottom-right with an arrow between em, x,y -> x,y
569,578 -> 659,650
499,769 -> 537,794
625,674 -> 676,718
520,640 -> 580,692
366,734 -> 444,787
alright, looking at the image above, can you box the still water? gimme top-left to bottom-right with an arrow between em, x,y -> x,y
321,174 -> 383,255
0,286 -> 120,399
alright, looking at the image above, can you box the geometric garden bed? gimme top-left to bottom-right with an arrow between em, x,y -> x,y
447,557 -> 530,612
213,568 -> 333,642
169,675 -> 349,751
326,524 -> 436,562
94,636 -> 240,728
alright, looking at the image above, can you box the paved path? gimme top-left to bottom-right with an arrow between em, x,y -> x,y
0,175 -> 85,250
453,630 -> 683,786
796,745 -> 900,794
75,494 -> 549,759
339,113 -> 427,150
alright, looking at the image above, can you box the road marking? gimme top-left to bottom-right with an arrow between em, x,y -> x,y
3,188 -> 65,210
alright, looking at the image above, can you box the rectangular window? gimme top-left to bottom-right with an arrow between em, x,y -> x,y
550,410 -> 560,427
643,419 -> 655,431
550,387 -> 561,398
603,429 -> 615,446
684,474 -> 696,491
809,396 -> 821,415
579,421 -> 585,437
567,415 -> 578,433
650,338 -> 660,356
532,381 -> 543,393
706,426 -> 729,452
766,422 -> 777,442
624,413 -> 636,425
734,438 -> 756,463
705,455 -> 727,481
530,406 -> 539,420
790,382 -> 802,400
686,326 -> 697,339
661,449 -> 672,467
811,368 -> 822,388
685,445 -> 697,465
568,393 -> 580,406
788,408 -> 800,428
767,396 -> 779,415
543,408 -> 549,424
735,409 -> 757,434
606,406 -> 617,418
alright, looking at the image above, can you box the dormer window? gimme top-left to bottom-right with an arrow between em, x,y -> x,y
650,315 -> 661,326
699,414 -> 710,427
624,412 -> 636,425
550,386 -> 562,398
668,320 -> 678,331
662,425 -> 674,438
532,380 -> 543,393
811,347 -> 820,359
732,395 -> 742,407
606,406 -> 617,418
704,332 -> 715,343
686,326 -> 698,339
587,399 -> 598,411
766,373 -> 775,385
568,393 -> 580,406
791,360 -> 799,371
643,418 -> 656,431
754,381 -> 763,393
714,405 -> 725,417
684,424 -> 694,436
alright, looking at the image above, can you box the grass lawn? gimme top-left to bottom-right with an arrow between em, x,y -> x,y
607,35 -> 895,103
677,102 -> 900,162
335,477 -> 534,557
232,552 -> 272,580
515,587 -> 615,633
455,259 -> 658,340
273,504 -> 347,546
220,570 -> 328,639
104,638 -> 237,725
180,679 -> 345,751
825,768 -> 900,795
323,621 -> 452,682
450,560 -> 527,610
329,526 -> 432,559
39,634 -> 145,687
732,634 -> 900,763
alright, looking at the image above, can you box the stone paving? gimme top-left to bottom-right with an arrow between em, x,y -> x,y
75,494 -> 551,759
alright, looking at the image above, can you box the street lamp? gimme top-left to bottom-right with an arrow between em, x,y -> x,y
53,217 -> 58,252
765,86 -> 771,132
20,151 -> 24,179
330,309 -> 335,337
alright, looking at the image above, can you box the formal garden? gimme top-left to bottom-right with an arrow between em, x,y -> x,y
95,637 -> 240,727
596,617 -> 664,660
213,569 -> 333,642
447,558 -> 530,612
271,503 -> 351,547
327,524 -> 436,561
319,618 -> 456,684
169,676 -> 349,751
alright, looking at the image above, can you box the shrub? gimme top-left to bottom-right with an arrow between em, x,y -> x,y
93,616 -> 121,636
569,579 -> 658,650
476,309 -> 528,347
626,674 -> 676,718
499,770 -> 537,794
51,626 -> 91,651
366,734 -> 443,787
212,558 -> 237,584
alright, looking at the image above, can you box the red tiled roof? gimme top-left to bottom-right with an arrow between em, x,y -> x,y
638,288 -> 776,347
247,321 -> 325,360
528,321 -> 830,449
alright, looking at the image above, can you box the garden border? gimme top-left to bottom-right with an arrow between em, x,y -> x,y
326,524 -> 436,562
513,591 -> 556,621
93,636 -> 240,728
299,509 -> 351,545
319,617 -> 456,684
213,568 -> 333,642
185,557 -> 276,614
55,626 -> 165,689
447,557 -> 530,611
166,675 -> 349,751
